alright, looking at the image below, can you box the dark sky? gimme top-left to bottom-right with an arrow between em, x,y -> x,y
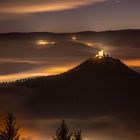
0,0 -> 140,33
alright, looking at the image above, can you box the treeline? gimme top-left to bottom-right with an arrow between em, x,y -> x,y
0,113 -> 83,140
0,113 -> 19,140
53,120 -> 82,140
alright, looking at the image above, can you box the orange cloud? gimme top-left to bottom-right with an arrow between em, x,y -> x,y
0,0 -> 107,13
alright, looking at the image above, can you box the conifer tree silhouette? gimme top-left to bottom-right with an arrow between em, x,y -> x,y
53,120 -> 72,140
73,131 -> 82,140
0,113 -> 19,140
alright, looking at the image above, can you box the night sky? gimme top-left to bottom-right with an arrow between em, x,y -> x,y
0,1 -> 140,140
0,0 -> 140,32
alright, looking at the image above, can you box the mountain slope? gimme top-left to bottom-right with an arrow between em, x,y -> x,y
62,56 -> 139,78
0,56 -> 140,128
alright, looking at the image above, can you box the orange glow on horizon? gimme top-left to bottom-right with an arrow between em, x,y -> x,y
0,65 -> 76,83
122,59 -> 140,67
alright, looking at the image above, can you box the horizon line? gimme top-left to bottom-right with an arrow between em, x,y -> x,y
0,28 -> 140,34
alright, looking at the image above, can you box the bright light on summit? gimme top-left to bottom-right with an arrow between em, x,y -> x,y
96,50 -> 105,58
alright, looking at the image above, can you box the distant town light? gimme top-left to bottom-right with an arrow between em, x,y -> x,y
37,40 -> 55,45
72,36 -> 77,40
86,43 -> 93,46
50,41 -> 56,44
38,40 -> 49,45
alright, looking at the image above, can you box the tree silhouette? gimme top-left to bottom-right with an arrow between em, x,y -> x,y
0,113 -> 20,140
73,131 -> 82,140
53,120 -> 72,140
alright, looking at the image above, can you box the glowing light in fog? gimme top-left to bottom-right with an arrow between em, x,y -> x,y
96,50 -> 105,58
37,40 -> 55,46
72,36 -> 77,40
